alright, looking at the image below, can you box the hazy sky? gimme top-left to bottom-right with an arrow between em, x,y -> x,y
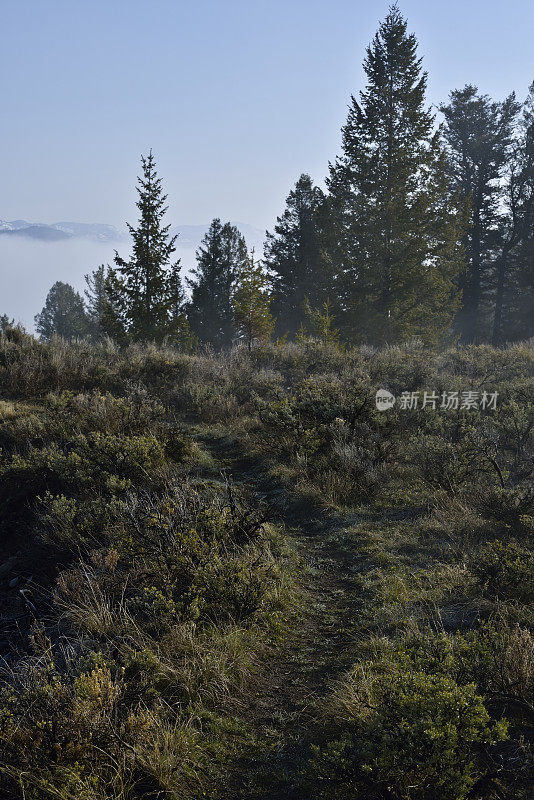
2,0 -> 533,233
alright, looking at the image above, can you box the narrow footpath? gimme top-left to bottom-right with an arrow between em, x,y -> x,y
197,431 -> 405,800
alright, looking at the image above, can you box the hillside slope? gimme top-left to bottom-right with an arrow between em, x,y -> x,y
0,332 -> 532,799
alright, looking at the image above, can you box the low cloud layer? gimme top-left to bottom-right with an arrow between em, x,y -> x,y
0,238 -> 200,331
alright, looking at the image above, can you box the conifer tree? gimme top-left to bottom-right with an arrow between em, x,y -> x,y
35,281 -> 90,341
326,5 -> 464,346
297,299 -> 342,348
264,174 -> 328,338
233,252 -> 274,349
0,314 -> 16,333
110,151 -> 184,342
100,268 -> 129,344
84,265 -> 107,340
167,261 -> 196,349
493,82 -> 534,342
441,86 -> 520,342
187,219 -> 247,349
513,83 -> 534,340
84,264 -> 132,343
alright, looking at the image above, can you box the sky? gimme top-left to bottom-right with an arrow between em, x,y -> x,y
1,0 -> 534,325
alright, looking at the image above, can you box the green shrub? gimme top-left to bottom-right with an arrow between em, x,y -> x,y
472,540 -> 534,602
252,376 -> 396,503
311,669 -> 507,800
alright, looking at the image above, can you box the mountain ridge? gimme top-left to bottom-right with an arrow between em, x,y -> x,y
0,219 -> 265,250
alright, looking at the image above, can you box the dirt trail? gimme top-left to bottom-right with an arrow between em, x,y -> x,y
197,431 -> 376,799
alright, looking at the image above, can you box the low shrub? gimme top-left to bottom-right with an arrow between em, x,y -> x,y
310,668 -> 506,800
471,540 -> 534,602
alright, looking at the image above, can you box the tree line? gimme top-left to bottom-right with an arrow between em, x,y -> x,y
32,5 -> 534,349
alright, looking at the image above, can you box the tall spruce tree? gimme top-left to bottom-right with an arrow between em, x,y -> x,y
496,82 -> 534,342
514,83 -> 534,340
264,174 -> 328,338
110,151 -> 184,342
187,219 -> 247,349
35,281 -> 90,341
441,86 -> 520,343
326,5 -> 464,346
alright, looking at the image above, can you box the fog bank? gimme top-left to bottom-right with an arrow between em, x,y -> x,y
0,238 -> 198,331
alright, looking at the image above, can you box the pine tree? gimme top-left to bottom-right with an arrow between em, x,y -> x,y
297,299 -> 342,349
264,174 -> 328,338
499,82 -> 534,342
167,261 -> 196,350
100,268 -> 129,344
84,264 -> 132,343
110,151 -> 184,342
233,252 -> 274,349
84,265 -> 107,340
187,219 -> 248,349
441,86 -> 520,342
0,314 -> 15,333
35,281 -> 90,341
326,5 -> 464,346
516,83 -> 534,339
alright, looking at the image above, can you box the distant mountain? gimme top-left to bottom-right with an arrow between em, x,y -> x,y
0,219 -> 266,251
53,222 -> 124,242
0,220 -> 124,243
2,219 -> 33,230
0,225 -> 71,242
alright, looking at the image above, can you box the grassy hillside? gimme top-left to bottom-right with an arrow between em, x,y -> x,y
0,329 -> 532,799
